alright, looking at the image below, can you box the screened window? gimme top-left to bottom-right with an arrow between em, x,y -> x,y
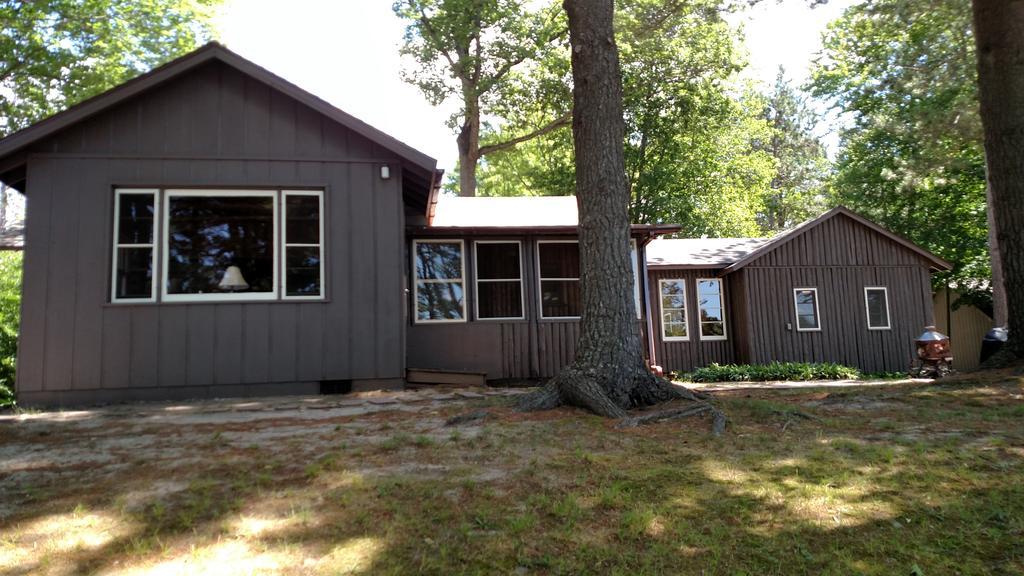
864,287 -> 891,330
659,279 -> 688,341
794,288 -> 821,331
163,190 -> 278,301
283,191 -> 324,299
538,241 -> 580,319
697,278 -> 726,340
414,240 -> 466,322
475,241 -> 523,320
111,189 -> 158,302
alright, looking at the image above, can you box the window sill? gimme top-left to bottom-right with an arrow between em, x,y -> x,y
104,298 -> 330,308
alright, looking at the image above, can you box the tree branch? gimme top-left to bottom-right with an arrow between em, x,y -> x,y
478,112 -> 572,157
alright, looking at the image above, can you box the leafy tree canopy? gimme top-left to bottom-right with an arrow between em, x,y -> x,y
810,0 -> 989,303
0,0 -> 220,137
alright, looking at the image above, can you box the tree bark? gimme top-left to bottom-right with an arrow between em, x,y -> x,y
985,181 -> 1008,327
457,93 -> 481,197
518,0 -> 715,426
973,0 -> 1024,361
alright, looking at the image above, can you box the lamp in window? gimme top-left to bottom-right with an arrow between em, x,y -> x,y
218,266 -> 249,292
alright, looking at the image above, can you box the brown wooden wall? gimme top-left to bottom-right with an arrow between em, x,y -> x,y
645,268 -> 737,374
740,213 -> 936,373
17,61 -> 408,405
406,235 -> 646,380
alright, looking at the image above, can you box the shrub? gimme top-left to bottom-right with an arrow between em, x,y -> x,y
689,361 -> 860,383
0,252 -> 20,408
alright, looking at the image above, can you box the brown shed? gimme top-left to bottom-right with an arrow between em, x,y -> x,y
0,43 -> 441,405
646,207 -> 952,374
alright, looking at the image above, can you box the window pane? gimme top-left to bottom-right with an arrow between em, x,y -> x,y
286,246 -> 321,296
798,314 -> 819,330
541,280 -> 580,317
286,195 -> 320,245
699,294 -> 722,310
478,281 -> 522,319
539,243 -> 579,279
416,281 -> 464,320
697,280 -> 721,297
867,289 -> 889,327
701,321 -> 725,337
415,242 -> 462,280
700,307 -> 723,323
664,322 -> 687,338
167,195 -> 275,295
663,310 -> 685,324
115,247 -> 153,299
118,194 -> 154,244
476,243 -> 520,280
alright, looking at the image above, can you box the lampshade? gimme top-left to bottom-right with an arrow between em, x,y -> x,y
218,266 -> 249,291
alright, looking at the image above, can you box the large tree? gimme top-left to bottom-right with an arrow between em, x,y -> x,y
518,0 -> 719,430
0,0 -> 220,136
394,0 -> 571,196
971,0 -> 1024,361
811,0 -> 997,313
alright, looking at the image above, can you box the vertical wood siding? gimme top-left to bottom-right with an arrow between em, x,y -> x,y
645,268 -> 736,374
740,214 -> 937,373
17,61 -> 408,403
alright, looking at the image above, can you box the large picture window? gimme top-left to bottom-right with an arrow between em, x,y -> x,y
697,278 -> 726,340
537,241 -> 580,319
794,288 -> 821,331
111,188 -> 324,304
659,279 -> 688,341
111,189 -> 158,302
413,240 -> 466,323
864,286 -> 891,330
475,241 -> 523,320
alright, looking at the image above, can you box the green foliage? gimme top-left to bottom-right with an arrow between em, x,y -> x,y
476,0 -> 777,237
0,252 -> 19,407
0,0 -> 221,137
810,0 -> 990,303
689,362 -> 860,383
757,69 -> 833,232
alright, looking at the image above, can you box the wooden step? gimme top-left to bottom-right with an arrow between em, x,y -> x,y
406,368 -> 487,386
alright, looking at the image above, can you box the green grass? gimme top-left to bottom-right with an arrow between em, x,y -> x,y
2,377 -> 1022,575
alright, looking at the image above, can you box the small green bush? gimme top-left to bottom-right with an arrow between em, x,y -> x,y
0,252 -> 21,408
689,361 -> 860,383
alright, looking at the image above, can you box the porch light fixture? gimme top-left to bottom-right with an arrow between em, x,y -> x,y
218,266 -> 250,291
380,164 -> 391,180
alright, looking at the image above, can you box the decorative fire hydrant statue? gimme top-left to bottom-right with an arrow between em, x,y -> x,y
911,326 -> 953,378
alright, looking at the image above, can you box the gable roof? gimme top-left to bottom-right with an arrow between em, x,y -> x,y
0,42 -> 438,188
646,237 -> 768,268
719,206 -> 953,274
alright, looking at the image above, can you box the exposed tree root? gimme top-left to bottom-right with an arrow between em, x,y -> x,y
978,347 -> 1024,371
444,409 -> 491,427
517,366 -> 727,435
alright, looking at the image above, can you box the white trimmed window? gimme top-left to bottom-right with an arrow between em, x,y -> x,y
413,239 -> 466,323
697,278 -> 727,340
864,286 -> 891,330
112,188 -> 325,304
474,241 -> 524,320
794,288 -> 821,331
659,279 -> 688,341
537,240 -> 580,319
111,189 -> 158,303
631,239 -> 641,319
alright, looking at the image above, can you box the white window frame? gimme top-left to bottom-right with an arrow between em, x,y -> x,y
537,240 -> 581,320
412,239 -> 467,324
696,277 -> 728,341
474,240 -> 525,321
864,286 -> 891,330
793,287 -> 822,332
282,190 -> 326,301
658,279 -> 689,342
161,189 -> 280,303
630,239 -> 641,319
111,188 -> 159,303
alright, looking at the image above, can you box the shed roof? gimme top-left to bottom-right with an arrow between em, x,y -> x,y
0,42 -> 439,202
645,237 -> 768,268
431,196 -> 579,227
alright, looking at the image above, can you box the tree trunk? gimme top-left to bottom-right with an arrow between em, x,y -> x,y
986,181 -> 1008,327
457,94 -> 481,197
518,0 -> 707,418
973,0 -> 1024,361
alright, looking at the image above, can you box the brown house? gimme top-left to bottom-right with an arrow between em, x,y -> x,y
0,44 -> 950,406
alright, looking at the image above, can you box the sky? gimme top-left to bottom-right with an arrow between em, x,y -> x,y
215,0 -> 857,172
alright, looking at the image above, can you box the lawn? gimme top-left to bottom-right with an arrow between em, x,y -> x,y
1,375 -> 1022,575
